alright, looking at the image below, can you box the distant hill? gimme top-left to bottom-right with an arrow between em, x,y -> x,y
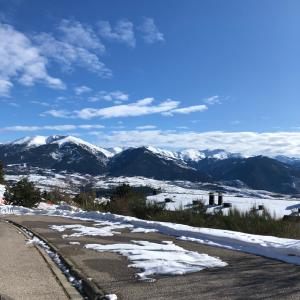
1,135 -> 300,194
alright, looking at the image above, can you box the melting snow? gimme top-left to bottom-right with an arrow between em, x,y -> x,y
85,240 -> 227,281
50,223 -> 133,237
2,205 -> 300,266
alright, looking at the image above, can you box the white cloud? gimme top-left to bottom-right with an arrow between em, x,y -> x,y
74,85 -> 92,95
92,130 -> 300,158
2,124 -> 104,132
98,19 -> 135,47
0,78 -> 13,97
0,23 -> 65,96
42,98 -> 210,120
139,18 -> 164,44
136,125 -> 157,130
40,109 -> 70,118
58,19 -> 105,52
75,98 -> 179,119
34,32 -> 112,78
30,100 -> 56,107
88,90 -> 129,102
164,104 -> 208,116
203,95 -> 221,105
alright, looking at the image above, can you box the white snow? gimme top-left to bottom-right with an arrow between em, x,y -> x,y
2,205 -> 300,266
85,240 -> 227,281
145,146 -> 179,160
50,135 -> 113,158
148,192 -> 300,219
104,294 -> 118,300
50,222 -> 133,237
0,184 -> 5,205
9,136 -> 47,148
69,241 -> 80,245
0,184 -> 5,198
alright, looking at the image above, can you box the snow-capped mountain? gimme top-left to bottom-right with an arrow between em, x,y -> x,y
1,135 -> 300,194
108,146 -> 211,182
179,149 -> 243,162
9,136 -> 48,148
0,135 -> 113,175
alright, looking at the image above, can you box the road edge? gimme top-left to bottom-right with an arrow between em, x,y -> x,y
3,218 -> 108,300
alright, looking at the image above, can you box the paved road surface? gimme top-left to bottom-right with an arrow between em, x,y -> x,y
0,220 -> 80,300
3,215 -> 300,300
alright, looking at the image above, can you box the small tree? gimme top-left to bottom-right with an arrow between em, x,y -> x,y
0,160 -> 5,184
42,187 -> 72,204
4,178 -> 41,207
73,191 -> 97,210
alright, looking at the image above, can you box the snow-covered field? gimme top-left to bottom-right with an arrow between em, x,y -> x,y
4,167 -> 300,218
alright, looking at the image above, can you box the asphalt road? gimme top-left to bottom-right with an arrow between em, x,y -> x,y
0,220 -> 80,300
2,215 -> 300,300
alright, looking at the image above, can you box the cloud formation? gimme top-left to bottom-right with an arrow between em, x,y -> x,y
1,124 -> 104,132
139,18 -> 164,44
74,85 -> 92,95
42,97 -> 212,120
92,130 -> 300,158
164,104 -> 208,116
97,19 -> 135,47
88,90 -> 129,103
0,23 -> 65,96
34,31 -> 111,78
203,95 -> 221,105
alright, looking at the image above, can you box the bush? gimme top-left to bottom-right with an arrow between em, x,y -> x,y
4,178 -> 41,208
108,184 -> 166,218
73,191 -> 105,211
42,188 -> 72,204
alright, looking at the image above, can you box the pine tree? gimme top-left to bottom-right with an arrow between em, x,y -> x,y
0,160 -> 4,184
4,178 -> 41,207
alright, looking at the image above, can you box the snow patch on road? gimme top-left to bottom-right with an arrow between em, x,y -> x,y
2,205 -> 300,266
85,240 -> 227,281
50,223 -> 133,237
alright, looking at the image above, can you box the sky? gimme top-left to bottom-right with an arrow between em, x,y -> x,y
0,0 -> 300,156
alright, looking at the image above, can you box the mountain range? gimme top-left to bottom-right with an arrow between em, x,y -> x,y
1,135 -> 300,195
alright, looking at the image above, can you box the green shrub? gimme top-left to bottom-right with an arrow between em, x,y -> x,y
73,191 -> 105,211
4,178 -> 41,208
42,188 -> 72,204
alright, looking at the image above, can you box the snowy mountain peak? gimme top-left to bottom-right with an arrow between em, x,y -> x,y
9,136 -> 47,148
145,146 -> 179,160
179,149 -> 242,162
46,135 -> 67,144
48,135 -> 113,158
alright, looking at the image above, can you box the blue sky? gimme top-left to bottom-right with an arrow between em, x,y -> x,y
1,0 -> 300,156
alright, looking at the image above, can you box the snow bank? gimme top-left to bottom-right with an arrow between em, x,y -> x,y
85,240 -> 227,281
1,205 -> 300,266
0,184 -> 5,205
